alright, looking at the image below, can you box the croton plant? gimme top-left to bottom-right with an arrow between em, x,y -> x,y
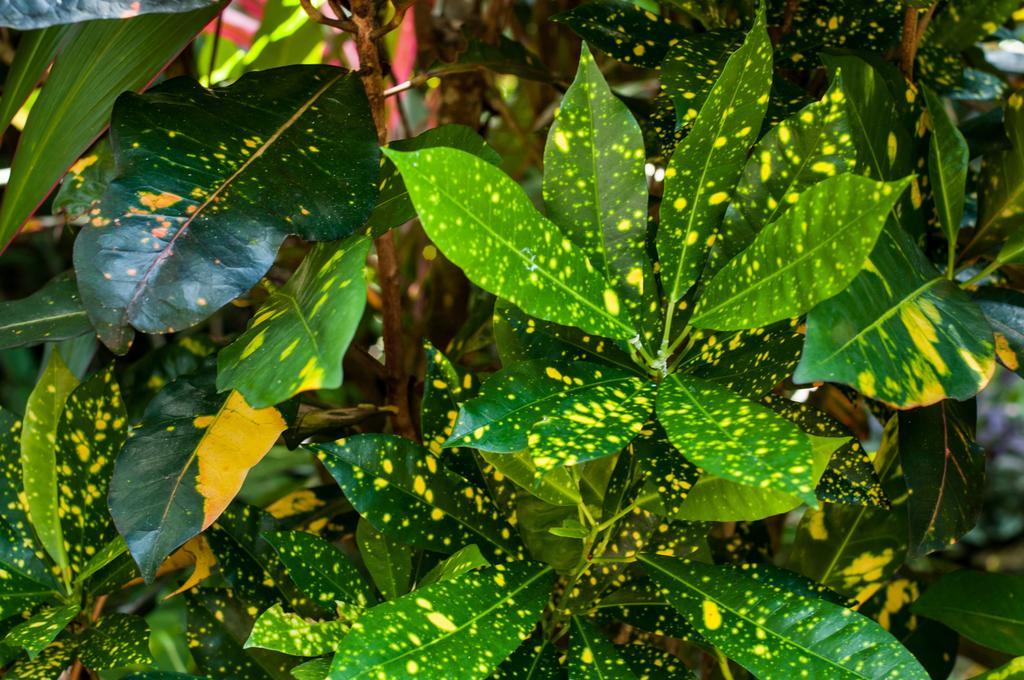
0,0 -> 1023,678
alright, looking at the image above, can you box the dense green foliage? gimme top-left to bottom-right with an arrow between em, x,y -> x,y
1,0 -> 1024,677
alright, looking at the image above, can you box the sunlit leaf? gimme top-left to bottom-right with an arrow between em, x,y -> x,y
569,616 -> 636,679
244,604 -> 347,657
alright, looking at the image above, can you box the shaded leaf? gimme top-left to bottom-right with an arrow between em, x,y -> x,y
356,518 -> 411,601
922,86 -> 968,251
0,27 -> 70,136
569,617 -> 636,679
53,138 -> 116,219
385,146 -> 635,339
3,602 -> 79,659
660,30 -> 743,128
78,613 -> 152,671
74,65 -> 379,352
657,374 -> 816,504
421,342 -> 474,455
217,236 -> 370,409
0,273 -> 91,351
913,570 -> 1024,655
418,544 -> 490,587
550,0 -> 687,68
692,174 -> 910,330
973,286 -> 1024,376
314,435 -> 519,557
263,530 -> 374,609
640,555 -> 928,679
110,373 -> 287,581
493,634 -> 562,679
329,562 -> 553,679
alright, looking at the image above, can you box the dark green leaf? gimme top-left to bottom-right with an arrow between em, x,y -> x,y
543,44 -> 651,325
421,342 -> 475,455
217,237 -> 370,409
660,30 -> 743,128
973,286 -> 1024,376
0,5 -> 224,253
551,0 -> 687,68
966,94 -> 1024,259
913,570 -> 1024,655
640,555 -> 929,679
692,174 -> 910,330
74,65 -> 379,353
569,617 -> 636,679
263,530 -> 375,609
329,562 -> 553,679
922,86 -> 968,253
110,373 -> 287,581
657,374 -> 816,504
356,518 -> 412,601
385,146 -> 636,340
3,602 -> 79,658
418,544 -> 490,587
0,26 -> 70,137
493,634 -> 563,679
5,637 -> 76,679
78,613 -> 152,671
0,273 -> 92,350
314,435 -> 519,556
53,138 -> 116,218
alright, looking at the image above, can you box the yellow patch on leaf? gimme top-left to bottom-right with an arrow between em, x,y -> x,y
164,535 -> 216,598
194,391 -> 286,528
138,190 -> 184,211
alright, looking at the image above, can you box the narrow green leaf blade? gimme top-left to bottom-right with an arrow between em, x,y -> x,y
657,374 -> 816,505
217,237 -> 370,409
3,602 -> 79,659
569,617 -> 637,679
384,146 -> 636,339
639,555 -> 929,679
0,273 -> 92,350
922,86 -> 968,250
355,518 -> 412,601
692,174 -> 910,330
0,26 -> 70,136
329,562 -> 553,679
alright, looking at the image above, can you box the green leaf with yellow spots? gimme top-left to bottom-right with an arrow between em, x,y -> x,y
788,416 -> 908,598
493,301 -> 637,374
660,30 -> 743,128
74,65 -> 380,354
313,435 -> 520,557
692,174 -> 910,331
367,124 -> 501,235
543,44 -> 652,326
109,373 -> 287,582
418,544 -> 490,588
619,641 -> 694,679
493,634 -> 562,679
569,616 -> 636,679
973,287 -> 1024,377
795,228 -> 996,408
671,435 -> 848,522
479,451 -> 580,507
216,236 -> 370,409
922,86 -> 968,253
634,423 -> 700,517
421,342 -> 476,455
55,365 -> 128,576
913,570 -> 1024,656
657,374 -> 817,505
715,75 -> 856,266
186,588 -> 295,679
680,320 -> 804,400
550,0 -> 687,69
656,5 -> 771,316
53,138 -> 115,220
262,530 -> 374,609
244,604 -> 347,657
973,657 -> 1024,680
383,147 -> 636,340
3,601 -> 79,659
356,518 -> 412,602
639,555 -> 929,679
988,96 -> 1024,263
21,349 -> 78,573
900,399 -> 984,556
78,613 -> 152,672
329,561 -> 553,679
447,360 -> 646,454
5,637 -> 76,679
775,2 -> 902,63
0,273 -> 92,351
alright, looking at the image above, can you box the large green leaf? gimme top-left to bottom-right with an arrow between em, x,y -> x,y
913,570 -> 1024,655
262,530 -> 374,609
314,435 -> 519,557
56,365 -> 128,576
656,6 -> 771,314
0,27 -> 70,136
691,174 -> 910,330
795,228 -> 995,408
543,43 -> 651,324
0,273 -> 92,351
974,657 -> 1024,680
0,1 -> 219,28
480,451 -> 581,507
5,638 -> 77,679
639,555 -> 929,679
716,76 -> 855,265
0,5 -> 224,254
355,518 -> 412,601
900,399 -> 983,556
74,65 -> 380,353
217,236 -> 370,409
384,147 -> 635,339
21,349 -> 78,572
3,602 -> 79,659
657,374 -> 816,504
329,562 -> 553,679
448,360 -> 647,454
418,544 -> 490,588
78,613 -> 152,672
660,30 -> 743,128
569,617 -> 636,679
973,287 -> 1024,376
922,86 -> 968,260
550,0 -> 687,68
244,604 -> 347,657
109,373 -> 287,581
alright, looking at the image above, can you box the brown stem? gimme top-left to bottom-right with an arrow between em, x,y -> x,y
899,5 -> 920,80
351,0 -> 418,441
781,0 -> 800,35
